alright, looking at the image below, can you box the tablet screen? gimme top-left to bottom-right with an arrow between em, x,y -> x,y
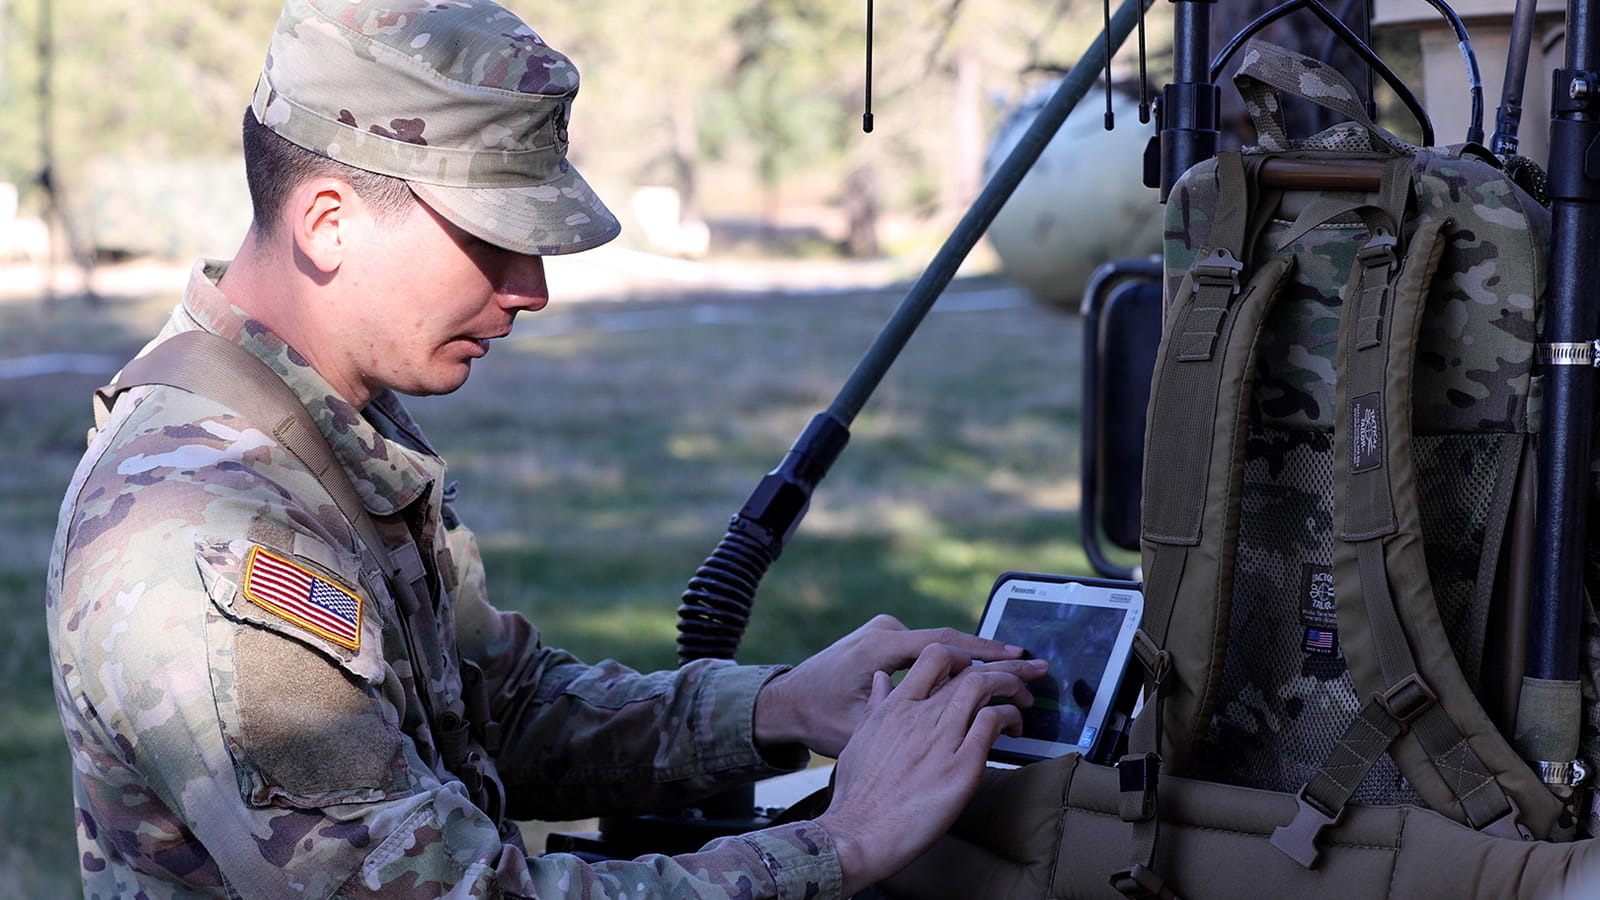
977,573 -> 1142,761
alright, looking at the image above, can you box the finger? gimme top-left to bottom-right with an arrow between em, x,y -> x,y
959,704 -> 1026,761
865,626 -> 1018,677
869,669 -> 893,710
913,628 -> 1026,662
969,657 -> 1050,684
944,669 -> 1035,716
897,644 -> 972,700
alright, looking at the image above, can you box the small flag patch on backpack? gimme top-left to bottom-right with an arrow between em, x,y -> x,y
1303,626 -> 1338,655
243,546 -> 362,651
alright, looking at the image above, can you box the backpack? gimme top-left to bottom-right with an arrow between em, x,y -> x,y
884,39 -> 1600,898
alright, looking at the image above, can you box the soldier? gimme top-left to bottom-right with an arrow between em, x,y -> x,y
45,0 -> 1046,897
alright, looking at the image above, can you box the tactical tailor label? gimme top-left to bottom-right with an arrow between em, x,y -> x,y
1300,563 -> 1338,654
1351,392 -> 1384,473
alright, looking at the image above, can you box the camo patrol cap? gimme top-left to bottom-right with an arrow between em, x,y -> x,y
251,0 -> 620,255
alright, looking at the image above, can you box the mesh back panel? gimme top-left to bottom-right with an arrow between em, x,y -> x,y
1190,424 -> 1418,802
1414,433 -> 1519,686
1190,427 -> 1518,804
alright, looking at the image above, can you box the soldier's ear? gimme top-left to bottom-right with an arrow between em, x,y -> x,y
289,177 -> 360,276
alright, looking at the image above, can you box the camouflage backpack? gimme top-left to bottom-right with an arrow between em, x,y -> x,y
886,40 -> 1600,899
1134,36 -> 1560,864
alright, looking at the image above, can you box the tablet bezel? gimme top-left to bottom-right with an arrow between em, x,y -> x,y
975,571 -> 1143,764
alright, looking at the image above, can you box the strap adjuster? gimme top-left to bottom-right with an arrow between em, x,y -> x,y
1131,631 -> 1172,687
1356,231 -> 1399,271
1191,249 -> 1244,295
1372,673 -> 1437,734
1109,863 -> 1176,899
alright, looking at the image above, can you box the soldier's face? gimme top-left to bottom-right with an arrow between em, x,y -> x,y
345,196 -> 548,401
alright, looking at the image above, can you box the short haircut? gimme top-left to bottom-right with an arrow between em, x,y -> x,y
240,108 -> 415,236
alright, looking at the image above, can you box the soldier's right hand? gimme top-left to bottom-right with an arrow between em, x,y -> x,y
813,643 -> 1047,896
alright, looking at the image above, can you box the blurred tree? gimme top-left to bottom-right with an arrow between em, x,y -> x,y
0,0 -> 1159,262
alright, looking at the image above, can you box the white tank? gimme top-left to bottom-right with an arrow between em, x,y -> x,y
984,84 -> 1164,309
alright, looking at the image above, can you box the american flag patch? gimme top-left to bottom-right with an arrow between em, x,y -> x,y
1303,627 -> 1338,655
243,546 -> 362,651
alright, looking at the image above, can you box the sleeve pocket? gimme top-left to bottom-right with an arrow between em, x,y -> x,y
197,537 -> 417,809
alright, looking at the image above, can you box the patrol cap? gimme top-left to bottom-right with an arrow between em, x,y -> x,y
251,0 -> 620,256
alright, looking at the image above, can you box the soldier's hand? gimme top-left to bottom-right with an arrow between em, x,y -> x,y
813,643 -> 1046,896
754,614 -> 1037,758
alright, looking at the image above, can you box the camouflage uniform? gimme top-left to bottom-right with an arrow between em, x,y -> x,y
47,261 -> 843,898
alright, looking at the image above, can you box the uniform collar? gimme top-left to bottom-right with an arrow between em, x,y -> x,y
179,259 -> 443,517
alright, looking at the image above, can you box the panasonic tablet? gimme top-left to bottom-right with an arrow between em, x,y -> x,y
976,571 -> 1143,764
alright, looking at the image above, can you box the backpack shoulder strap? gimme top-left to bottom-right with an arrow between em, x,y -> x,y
1139,151 -> 1295,768
1116,152 -> 1296,894
93,329 -> 399,897
1271,159 -> 1559,867
98,329 -> 390,557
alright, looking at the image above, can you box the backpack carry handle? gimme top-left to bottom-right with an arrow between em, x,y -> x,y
1233,39 -> 1420,155
1211,0 -> 1436,148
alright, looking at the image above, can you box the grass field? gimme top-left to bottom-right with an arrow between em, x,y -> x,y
0,262 -> 1119,895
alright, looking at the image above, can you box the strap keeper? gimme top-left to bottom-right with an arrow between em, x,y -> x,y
1117,752 -> 1162,822
1109,863 -> 1177,899
1270,788 -> 1343,868
1371,673 -> 1437,734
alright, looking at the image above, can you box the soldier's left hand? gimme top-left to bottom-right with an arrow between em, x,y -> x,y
753,613 -> 1038,758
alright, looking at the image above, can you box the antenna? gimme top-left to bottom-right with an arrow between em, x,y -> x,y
863,0 -> 875,133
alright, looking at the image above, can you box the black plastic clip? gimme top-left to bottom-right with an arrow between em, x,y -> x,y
1270,788 -> 1343,869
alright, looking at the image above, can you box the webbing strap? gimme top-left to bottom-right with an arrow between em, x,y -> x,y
101,331 -> 387,557
1143,152 -> 1255,546
1122,153 -> 1291,897
1271,162 -> 1515,866
1339,210 -> 1508,831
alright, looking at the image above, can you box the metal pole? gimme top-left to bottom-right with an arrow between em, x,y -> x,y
1157,0 -> 1219,204
1491,0 -> 1542,156
1522,0 -> 1600,793
1530,0 -> 1600,685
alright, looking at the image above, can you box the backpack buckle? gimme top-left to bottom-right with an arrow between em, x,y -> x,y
1109,863 -> 1177,899
1270,788 -> 1344,868
1372,673 -> 1437,734
1356,231 -> 1399,269
1191,249 -> 1245,294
